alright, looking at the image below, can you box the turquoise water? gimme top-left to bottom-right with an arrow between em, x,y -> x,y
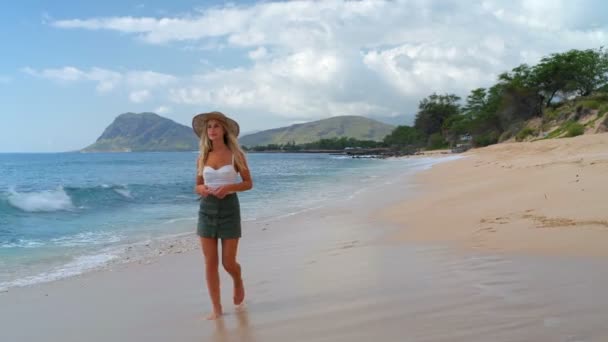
0,152 -> 449,289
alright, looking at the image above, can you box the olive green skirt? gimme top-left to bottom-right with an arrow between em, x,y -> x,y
197,193 -> 241,239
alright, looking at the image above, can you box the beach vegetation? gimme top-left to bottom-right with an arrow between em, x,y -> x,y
427,133 -> 448,150
384,46 -> 608,150
580,100 -> 602,110
582,113 -> 603,129
383,125 -> 425,147
473,132 -> 499,147
499,130 -> 513,142
543,107 -> 560,121
565,122 -> 585,137
414,93 -> 461,137
244,136 -> 385,152
516,127 -> 537,141
248,46 -> 607,154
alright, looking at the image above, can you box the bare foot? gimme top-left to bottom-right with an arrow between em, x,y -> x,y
205,306 -> 223,320
235,302 -> 246,313
234,278 -> 245,306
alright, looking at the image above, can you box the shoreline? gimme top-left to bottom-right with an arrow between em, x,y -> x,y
0,154 -> 452,293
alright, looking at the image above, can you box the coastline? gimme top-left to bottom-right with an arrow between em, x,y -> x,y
2,138 -> 608,341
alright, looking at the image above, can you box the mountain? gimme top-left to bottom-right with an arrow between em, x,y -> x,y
370,114 -> 412,127
239,115 -> 395,147
81,112 -> 198,152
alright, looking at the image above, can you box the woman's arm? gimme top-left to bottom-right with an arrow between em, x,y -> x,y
226,165 -> 253,192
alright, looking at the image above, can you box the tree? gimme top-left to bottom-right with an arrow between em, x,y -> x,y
531,47 -> 608,105
498,64 -> 536,89
442,114 -> 471,146
566,47 -> 608,96
532,54 -> 577,105
414,93 -> 461,137
497,64 -> 543,124
462,88 -> 488,117
383,125 -> 424,146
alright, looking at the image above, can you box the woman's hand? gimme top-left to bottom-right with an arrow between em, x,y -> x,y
195,185 -> 210,197
211,185 -> 229,199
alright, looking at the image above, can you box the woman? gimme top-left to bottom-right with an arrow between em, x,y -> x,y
192,111 -> 253,320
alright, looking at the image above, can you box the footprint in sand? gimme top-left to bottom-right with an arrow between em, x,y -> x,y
480,217 -> 510,225
325,240 -> 361,256
520,211 -> 608,229
339,240 -> 360,249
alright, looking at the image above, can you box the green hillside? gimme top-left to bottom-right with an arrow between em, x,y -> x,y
239,115 -> 395,147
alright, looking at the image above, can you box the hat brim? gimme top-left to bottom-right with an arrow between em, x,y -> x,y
192,112 -> 240,138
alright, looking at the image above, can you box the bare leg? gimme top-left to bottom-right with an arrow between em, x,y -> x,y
201,237 -> 222,319
221,238 -> 245,306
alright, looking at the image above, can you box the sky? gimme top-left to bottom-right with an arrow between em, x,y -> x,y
1,0 -> 607,152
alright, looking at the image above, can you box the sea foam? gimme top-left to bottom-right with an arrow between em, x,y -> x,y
7,187 -> 74,212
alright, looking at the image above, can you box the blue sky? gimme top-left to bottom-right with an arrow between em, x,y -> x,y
2,0 -> 607,152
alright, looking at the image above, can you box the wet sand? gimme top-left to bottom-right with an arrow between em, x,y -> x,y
1,135 -> 607,341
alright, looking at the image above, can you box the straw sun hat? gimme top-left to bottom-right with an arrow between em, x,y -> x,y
192,111 -> 240,138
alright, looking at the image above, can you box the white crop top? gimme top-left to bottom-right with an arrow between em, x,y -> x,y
201,154 -> 240,189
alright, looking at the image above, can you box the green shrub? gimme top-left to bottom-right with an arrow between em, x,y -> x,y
565,122 -> 584,137
515,127 -> 536,141
427,133 -> 448,150
543,107 -> 560,121
588,92 -> 608,102
499,130 -> 513,142
545,127 -> 563,139
580,100 -> 602,110
473,132 -> 499,147
545,120 -> 573,139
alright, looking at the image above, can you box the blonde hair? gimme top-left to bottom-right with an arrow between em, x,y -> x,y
196,120 -> 247,176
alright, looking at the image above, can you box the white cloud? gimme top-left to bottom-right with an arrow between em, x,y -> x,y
155,105 -> 171,114
167,51 -> 392,120
129,90 -> 150,103
363,43 -> 498,96
248,47 -> 267,60
22,66 -> 121,92
125,71 -> 177,88
46,0 -> 608,125
22,66 -> 176,96
52,9 -> 249,44
483,0 -> 606,31
23,66 -> 86,81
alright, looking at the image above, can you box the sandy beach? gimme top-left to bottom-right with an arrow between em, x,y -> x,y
1,133 -> 607,341
382,133 -> 608,257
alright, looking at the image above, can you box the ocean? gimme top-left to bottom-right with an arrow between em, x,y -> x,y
0,152 -> 452,290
